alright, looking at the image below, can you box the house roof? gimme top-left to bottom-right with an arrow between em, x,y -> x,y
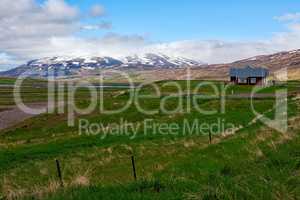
229,66 -> 269,78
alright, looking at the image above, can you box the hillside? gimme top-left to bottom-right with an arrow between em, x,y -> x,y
202,49 -> 300,80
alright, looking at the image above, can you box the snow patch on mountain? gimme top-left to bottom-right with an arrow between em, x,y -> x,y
0,53 -> 204,77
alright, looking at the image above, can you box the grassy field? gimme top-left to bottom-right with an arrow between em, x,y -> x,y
0,78 -> 299,199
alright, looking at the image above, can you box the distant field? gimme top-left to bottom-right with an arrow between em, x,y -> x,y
0,78 -> 299,199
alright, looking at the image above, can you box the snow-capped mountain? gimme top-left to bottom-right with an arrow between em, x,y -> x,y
0,53 -> 203,77
122,53 -> 202,68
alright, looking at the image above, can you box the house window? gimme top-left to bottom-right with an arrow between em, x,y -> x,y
250,78 -> 256,84
238,78 -> 247,84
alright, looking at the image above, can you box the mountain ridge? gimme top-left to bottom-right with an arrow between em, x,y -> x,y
1,49 -> 300,80
0,53 -> 204,77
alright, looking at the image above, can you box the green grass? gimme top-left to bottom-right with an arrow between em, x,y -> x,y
0,77 -> 46,85
22,115 -> 300,200
138,80 -> 299,95
0,79 -> 299,199
24,100 -> 300,200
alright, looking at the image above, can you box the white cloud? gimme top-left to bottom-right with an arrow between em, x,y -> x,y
0,0 -> 79,40
1,3 -> 300,71
45,33 -> 148,58
0,53 -> 14,64
0,0 -> 35,19
43,0 -> 79,21
81,22 -> 112,30
149,32 -> 300,64
0,33 -> 148,63
0,53 -> 21,71
90,4 -> 105,17
144,40 -> 276,64
0,0 -> 109,68
274,13 -> 300,22
143,18 -> 300,64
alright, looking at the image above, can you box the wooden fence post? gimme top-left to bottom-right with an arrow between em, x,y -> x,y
209,132 -> 212,144
131,156 -> 137,181
55,159 -> 64,187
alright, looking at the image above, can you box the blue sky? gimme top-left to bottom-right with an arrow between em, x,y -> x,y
66,0 -> 300,41
1,0 -> 300,70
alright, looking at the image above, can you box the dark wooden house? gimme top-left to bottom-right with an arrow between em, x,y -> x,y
229,66 -> 269,85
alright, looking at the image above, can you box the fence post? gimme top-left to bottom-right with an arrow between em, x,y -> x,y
209,132 -> 212,144
55,159 -> 64,187
131,156 -> 137,181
